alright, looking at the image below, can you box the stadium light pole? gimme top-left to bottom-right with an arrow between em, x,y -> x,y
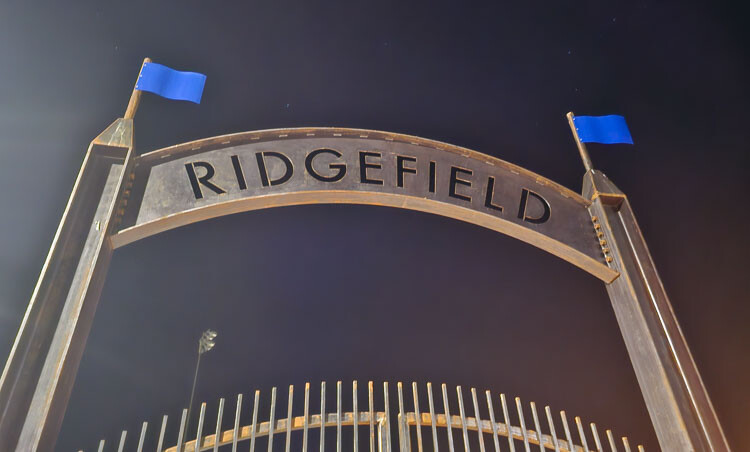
186,330 -> 217,436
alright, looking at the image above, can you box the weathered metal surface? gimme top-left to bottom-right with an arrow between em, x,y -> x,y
0,118 -> 135,451
111,128 -> 616,282
0,120 -> 729,451
584,170 -> 730,451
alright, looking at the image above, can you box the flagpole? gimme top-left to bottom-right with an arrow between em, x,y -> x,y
566,111 -> 594,172
124,57 -> 152,119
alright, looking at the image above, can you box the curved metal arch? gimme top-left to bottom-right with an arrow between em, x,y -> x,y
111,127 -> 617,282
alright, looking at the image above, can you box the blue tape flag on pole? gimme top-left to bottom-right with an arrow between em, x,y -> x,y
135,62 -> 206,104
573,115 -> 633,144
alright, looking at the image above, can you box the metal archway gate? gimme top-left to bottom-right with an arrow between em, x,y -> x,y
0,117 -> 729,451
89,380 -> 647,452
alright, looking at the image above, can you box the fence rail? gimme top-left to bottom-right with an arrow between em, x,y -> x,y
82,381 -> 643,452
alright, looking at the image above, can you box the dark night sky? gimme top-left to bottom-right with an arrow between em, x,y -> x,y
0,1 -> 748,450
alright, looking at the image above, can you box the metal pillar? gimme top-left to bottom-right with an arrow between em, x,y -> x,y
0,119 -> 134,451
585,169 -> 730,451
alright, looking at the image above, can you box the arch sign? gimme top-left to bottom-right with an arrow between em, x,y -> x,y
115,126 -> 614,282
0,117 -> 729,451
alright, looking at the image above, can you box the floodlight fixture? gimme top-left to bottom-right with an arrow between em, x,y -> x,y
198,329 -> 217,355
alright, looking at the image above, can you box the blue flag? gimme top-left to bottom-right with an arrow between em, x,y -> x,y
573,115 -> 633,144
135,62 -> 206,104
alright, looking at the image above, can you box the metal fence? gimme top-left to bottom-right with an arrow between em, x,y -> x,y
84,381 -> 643,452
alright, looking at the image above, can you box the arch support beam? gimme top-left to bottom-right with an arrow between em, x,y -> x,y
0,119 -> 134,451
585,170 -> 729,451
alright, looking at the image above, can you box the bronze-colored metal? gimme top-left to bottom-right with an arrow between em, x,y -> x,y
116,430 -> 126,452
86,380 -> 640,452
456,386 -> 470,451
486,391 -> 501,452
470,388 -> 486,452
337,381 -> 343,452
369,381 -> 376,452
320,382 -> 327,452
250,390 -> 260,452
565,112 -> 594,173
267,388 -> 276,452
516,397 -> 531,451
428,384 -> 440,451
584,170 -> 730,451
195,403 -> 206,451
137,421 -> 148,452
412,383 -> 423,452
353,381 -> 359,452
176,408 -> 188,452
304,383 -> 311,451
157,415 -> 169,452
545,406 -> 561,452
530,402 -> 545,452
0,113 -> 729,450
500,394 -> 515,452
213,398 -> 224,452
123,57 -> 151,120
0,118 -> 135,451
235,393 -> 244,452
109,127 -> 616,282
441,384 -> 455,452
560,411 -> 575,452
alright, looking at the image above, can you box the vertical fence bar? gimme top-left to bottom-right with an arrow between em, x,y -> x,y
514,398 -> 530,452
177,409 -> 188,452
559,412 -> 574,452
195,403 -> 206,452
156,415 -> 168,452
470,388 -> 486,452
441,384 -> 455,452
529,402 -> 544,452
320,382 -> 326,452
304,383 -> 310,452
485,391 -> 500,452
383,382 -> 392,452
353,380 -> 359,452
267,388 -> 277,452
117,381 -> 649,452
574,417 -> 589,452
250,390 -> 260,452
285,386 -> 294,452
117,430 -> 127,452
369,381 -> 375,452
590,423 -> 603,452
427,383 -> 439,452
233,394 -> 243,452
214,399 -> 225,452
412,382 -> 424,452
606,430 -> 617,452
337,381 -> 342,452
456,386 -> 470,452
137,422 -> 148,452
378,418 -> 385,452
500,395 -> 515,452
397,382 -> 409,452
544,407 -> 560,452
605,430 -> 618,452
